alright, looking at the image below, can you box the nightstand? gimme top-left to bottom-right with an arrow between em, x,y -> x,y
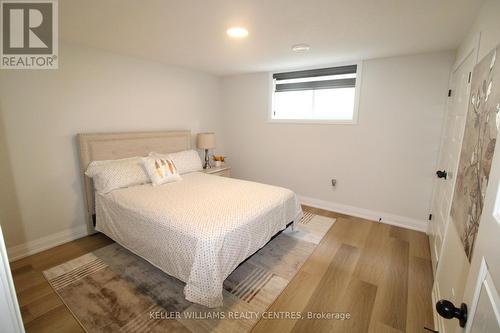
202,165 -> 231,177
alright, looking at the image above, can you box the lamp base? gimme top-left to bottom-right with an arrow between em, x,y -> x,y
203,149 -> 211,169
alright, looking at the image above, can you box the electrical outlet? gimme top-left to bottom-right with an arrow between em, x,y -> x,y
331,179 -> 337,187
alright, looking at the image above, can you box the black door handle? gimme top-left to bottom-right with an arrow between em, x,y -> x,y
436,170 -> 448,179
436,299 -> 467,328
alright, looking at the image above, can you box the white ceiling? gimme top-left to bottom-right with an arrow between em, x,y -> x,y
60,0 -> 483,76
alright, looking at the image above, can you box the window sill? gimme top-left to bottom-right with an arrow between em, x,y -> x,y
267,119 -> 358,125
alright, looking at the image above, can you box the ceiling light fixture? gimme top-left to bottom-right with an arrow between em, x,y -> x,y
226,27 -> 249,38
292,44 -> 310,52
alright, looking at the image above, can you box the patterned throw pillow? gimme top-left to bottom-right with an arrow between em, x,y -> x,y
85,157 -> 150,194
141,156 -> 182,186
151,150 -> 202,174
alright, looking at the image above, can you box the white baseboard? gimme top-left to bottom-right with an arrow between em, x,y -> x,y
6,197 -> 426,261
298,195 -> 427,232
7,224 -> 90,262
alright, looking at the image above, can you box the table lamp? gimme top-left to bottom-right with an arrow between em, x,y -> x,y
196,132 -> 216,169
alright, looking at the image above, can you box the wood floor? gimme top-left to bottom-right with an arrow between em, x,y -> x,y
10,206 -> 435,333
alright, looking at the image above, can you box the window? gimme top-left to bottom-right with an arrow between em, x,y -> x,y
271,64 -> 361,123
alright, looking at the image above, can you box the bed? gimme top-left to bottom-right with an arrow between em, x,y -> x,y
78,131 -> 302,308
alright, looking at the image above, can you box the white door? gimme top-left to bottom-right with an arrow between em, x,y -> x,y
458,122 -> 500,332
0,225 -> 25,333
433,45 -> 500,333
453,147 -> 500,333
464,258 -> 500,333
429,51 -> 475,273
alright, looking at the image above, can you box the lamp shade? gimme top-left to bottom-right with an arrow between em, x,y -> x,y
196,132 -> 216,149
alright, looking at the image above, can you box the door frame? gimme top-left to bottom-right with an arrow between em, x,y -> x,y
0,226 -> 25,333
430,34 -> 480,332
428,32 -> 481,266
428,46 -> 476,271
428,31 -> 480,233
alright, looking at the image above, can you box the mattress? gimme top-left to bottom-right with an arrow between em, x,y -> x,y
95,172 -> 302,308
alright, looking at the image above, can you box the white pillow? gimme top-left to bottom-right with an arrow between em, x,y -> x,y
141,156 -> 182,186
152,150 -> 202,174
85,157 -> 150,194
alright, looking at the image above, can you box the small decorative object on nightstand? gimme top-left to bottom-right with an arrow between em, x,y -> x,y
202,165 -> 231,177
196,132 -> 216,169
212,155 -> 225,167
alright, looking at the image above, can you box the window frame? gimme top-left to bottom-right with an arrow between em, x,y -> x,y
268,61 -> 363,124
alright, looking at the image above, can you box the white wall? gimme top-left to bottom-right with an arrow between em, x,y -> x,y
0,43 -> 223,258
221,51 -> 454,230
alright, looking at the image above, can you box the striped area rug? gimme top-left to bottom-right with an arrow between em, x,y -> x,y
44,213 -> 335,333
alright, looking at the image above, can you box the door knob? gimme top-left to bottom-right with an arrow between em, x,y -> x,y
436,170 -> 448,179
436,299 -> 467,327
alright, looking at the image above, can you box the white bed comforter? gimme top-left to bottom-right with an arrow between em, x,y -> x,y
95,172 -> 302,308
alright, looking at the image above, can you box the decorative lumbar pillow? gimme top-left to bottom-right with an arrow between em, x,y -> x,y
152,150 -> 202,174
85,157 -> 150,194
141,156 -> 182,186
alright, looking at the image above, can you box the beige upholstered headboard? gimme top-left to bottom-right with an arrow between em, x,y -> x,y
78,130 -> 191,230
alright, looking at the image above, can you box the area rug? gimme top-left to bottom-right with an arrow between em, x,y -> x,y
43,212 -> 335,333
